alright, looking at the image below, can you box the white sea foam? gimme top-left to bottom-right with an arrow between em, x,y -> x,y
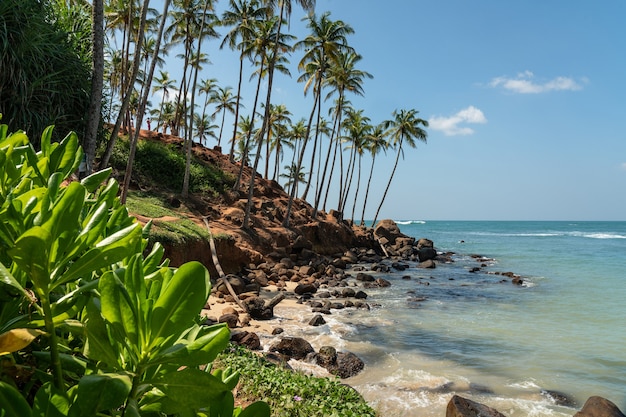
395,220 -> 426,225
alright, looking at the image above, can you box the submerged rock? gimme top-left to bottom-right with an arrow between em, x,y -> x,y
574,396 -> 626,417
446,395 -> 506,417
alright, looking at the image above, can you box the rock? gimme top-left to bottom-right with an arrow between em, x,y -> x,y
243,294 -> 285,320
230,331 -> 261,350
334,351 -> 365,378
446,395 -> 507,417
417,247 -> 437,262
316,346 -> 337,368
299,265 -> 316,276
417,259 -> 436,269
417,238 -> 434,249
354,290 -> 368,299
269,337 -> 314,360
356,272 -> 375,282
341,287 -> 356,298
215,275 -> 247,295
375,278 -> 391,287
218,313 -> 239,328
309,314 -> 326,326
574,396 -> 626,417
221,306 -> 239,316
374,219 -> 404,245
541,389 -> 578,407
294,282 -> 317,295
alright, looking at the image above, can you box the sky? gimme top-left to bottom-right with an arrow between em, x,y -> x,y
154,0 -> 626,221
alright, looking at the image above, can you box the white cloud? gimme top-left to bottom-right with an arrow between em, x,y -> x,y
489,71 -> 584,94
429,106 -> 487,136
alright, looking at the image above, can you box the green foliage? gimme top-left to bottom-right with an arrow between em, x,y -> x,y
0,125 -> 269,417
0,0 -> 91,145
124,191 -> 211,246
109,138 -> 235,196
216,346 -> 377,417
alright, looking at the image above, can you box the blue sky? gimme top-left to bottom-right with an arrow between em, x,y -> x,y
155,0 -> 626,221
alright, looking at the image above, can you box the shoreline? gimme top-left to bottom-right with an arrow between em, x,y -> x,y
200,221 -> 626,417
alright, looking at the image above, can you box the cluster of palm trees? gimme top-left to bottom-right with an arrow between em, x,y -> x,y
91,0 -> 428,228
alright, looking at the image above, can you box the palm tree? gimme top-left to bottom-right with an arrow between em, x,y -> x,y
220,0 -> 267,161
100,0 -> 151,169
194,113 -> 219,145
198,77 -> 218,130
210,86 -> 238,146
314,50 -> 371,215
120,0 -> 172,203
152,70 -> 177,132
263,103 -> 292,178
372,109 -> 428,226
341,109 -> 371,221
360,122 -> 388,225
283,11 -> 354,227
280,163 -> 306,196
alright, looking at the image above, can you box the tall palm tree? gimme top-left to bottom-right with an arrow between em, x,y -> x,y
152,70 -> 177,132
120,0 -> 172,203
314,50 -> 371,215
263,103 -> 292,178
372,108 -> 428,226
210,86 -> 238,146
360,122 -> 388,226
341,109 -> 371,220
100,0 -> 151,169
283,11 -> 354,227
220,0 -> 267,161
194,112 -> 218,146
182,0 -> 219,198
198,77 -> 218,130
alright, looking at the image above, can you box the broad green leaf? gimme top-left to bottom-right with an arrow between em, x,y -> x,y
0,381 -> 32,417
149,324 -> 229,367
152,368 -> 230,413
0,262 -> 31,301
99,271 -> 139,347
83,299 -> 121,368
0,328 -> 45,355
32,382 -> 69,417
43,182 -> 85,253
49,131 -> 81,177
68,373 -> 131,417
40,125 -> 54,156
142,242 -> 165,276
9,226 -> 52,293
80,168 -> 112,193
95,178 -> 119,207
32,352 -> 88,376
54,223 -> 142,288
236,401 -> 271,417
149,262 -> 209,349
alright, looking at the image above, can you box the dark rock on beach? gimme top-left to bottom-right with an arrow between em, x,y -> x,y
269,336 -> 315,360
574,396 -> 626,417
446,395 -> 507,417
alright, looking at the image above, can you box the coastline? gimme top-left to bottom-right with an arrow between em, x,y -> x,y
200,220 -> 626,417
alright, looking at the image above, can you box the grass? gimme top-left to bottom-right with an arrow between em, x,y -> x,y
125,190 -> 211,246
215,345 -> 377,417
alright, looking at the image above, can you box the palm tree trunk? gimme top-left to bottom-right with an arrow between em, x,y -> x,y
229,54 -> 245,161
120,0 -> 170,204
350,153 -> 362,222
360,154 -> 376,226
372,139 -> 403,226
84,0 -> 104,175
99,0 -> 149,169
300,82 -> 323,200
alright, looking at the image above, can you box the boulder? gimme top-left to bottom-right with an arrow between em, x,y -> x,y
446,395 -> 506,417
374,219 -> 404,245
230,331 -> 261,350
243,294 -> 285,320
574,396 -> 626,417
294,282 -> 317,295
417,247 -> 437,262
334,351 -> 365,378
309,314 -> 326,326
417,238 -> 434,249
315,346 -> 337,368
269,337 -> 314,360
417,259 -> 436,269
218,313 -> 238,328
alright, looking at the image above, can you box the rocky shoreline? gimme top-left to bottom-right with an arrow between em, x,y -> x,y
197,219 -> 625,417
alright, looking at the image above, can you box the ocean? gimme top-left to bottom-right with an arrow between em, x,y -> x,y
269,221 -> 626,416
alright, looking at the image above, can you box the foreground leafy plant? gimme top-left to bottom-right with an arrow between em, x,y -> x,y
0,125 -> 269,417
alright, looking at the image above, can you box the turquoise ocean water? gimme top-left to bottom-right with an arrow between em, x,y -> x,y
271,221 -> 626,416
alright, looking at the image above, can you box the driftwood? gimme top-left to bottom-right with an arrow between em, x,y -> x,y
202,218 -> 248,313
